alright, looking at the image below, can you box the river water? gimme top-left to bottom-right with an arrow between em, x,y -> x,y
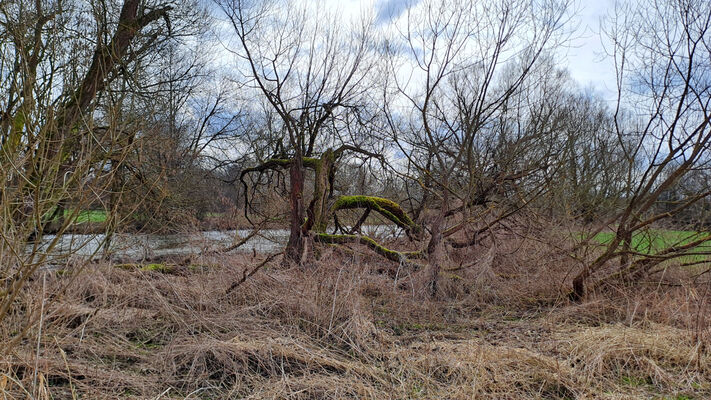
35,225 -> 402,262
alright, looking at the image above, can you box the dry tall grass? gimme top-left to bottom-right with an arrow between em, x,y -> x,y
0,236 -> 709,399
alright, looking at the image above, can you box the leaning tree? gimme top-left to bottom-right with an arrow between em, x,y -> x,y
0,0 -> 202,350
217,0 -> 422,265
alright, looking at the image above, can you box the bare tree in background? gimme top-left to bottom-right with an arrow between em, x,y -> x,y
382,0 -> 572,294
571,0 -> 711,299
107,34 -> 242,235
540,81 -> 627,222
217,0 -> 420,264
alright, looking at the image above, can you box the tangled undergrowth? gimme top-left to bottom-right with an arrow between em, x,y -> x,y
1,241 -> 709,399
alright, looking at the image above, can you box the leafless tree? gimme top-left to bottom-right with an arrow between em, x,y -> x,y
0,0 -> 199,350
571,0 -> 711,299
106,35 -> 243,235
217,0 -> 416,264
382,0 -> 572,294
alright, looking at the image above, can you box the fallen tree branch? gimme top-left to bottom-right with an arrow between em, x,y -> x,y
225,252 -> 282,295
215,218 -> 272,254
314,233 -> 423,268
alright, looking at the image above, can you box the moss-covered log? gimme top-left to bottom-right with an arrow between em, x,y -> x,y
113,263 -> 176,273
314,233 -> 422,268
330,195 -> 422,238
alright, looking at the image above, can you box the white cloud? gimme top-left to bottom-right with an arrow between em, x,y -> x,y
214,0 -> 620,103
323,0 -> 619,98
558,0 -> 618,100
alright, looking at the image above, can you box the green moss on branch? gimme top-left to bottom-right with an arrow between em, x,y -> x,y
314,233 -> 421,268
330,196 -> 421,237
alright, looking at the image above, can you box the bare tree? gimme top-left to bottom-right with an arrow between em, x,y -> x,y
217,0 -> 415,264
571,0 -> 711,299
106,35 -> 243,235
382,0 -> 572,294
0,0 -> 196,350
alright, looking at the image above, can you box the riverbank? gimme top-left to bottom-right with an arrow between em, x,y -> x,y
2,246 -> 709,399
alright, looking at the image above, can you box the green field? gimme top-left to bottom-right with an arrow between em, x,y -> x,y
588,230 -> 711,265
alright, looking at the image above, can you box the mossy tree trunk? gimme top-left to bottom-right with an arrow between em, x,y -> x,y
330,195 -> 422,239
240,148 -> 418,267
285,157 -> 306,264
308,148 -> 334,233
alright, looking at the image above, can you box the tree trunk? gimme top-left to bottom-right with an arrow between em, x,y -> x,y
426,211 -> 445,297
310,149 -> 334,233
103,162 -> 124,259
619,229 -> 632,269
571,273 -> 586,301
285,158 -> 306,264
571,243 -> 619,301
426,191 -> 449,296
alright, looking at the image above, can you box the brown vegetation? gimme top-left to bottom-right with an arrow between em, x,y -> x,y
1,231 -> 709,399
3,0 -> 711,398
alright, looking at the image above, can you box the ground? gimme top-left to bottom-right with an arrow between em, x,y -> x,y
1,241 -> 709,399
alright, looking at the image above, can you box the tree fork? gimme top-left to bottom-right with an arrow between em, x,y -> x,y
239,156 -> 321,222
307,149 -> 335,233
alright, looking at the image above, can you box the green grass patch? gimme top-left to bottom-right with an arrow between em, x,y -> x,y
620,374 -> 652,387
44,208 -> 107,224
65,209 -> 107,223
584,230 -> 711,265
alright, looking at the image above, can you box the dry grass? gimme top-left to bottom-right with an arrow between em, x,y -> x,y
0,238 -> 709,399
561,323 -> 708,389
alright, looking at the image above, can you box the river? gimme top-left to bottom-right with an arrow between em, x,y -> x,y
34,225 -> 403,263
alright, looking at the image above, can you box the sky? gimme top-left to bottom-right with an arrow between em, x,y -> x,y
559,0 -> 618,100
321,0 -> 619,100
